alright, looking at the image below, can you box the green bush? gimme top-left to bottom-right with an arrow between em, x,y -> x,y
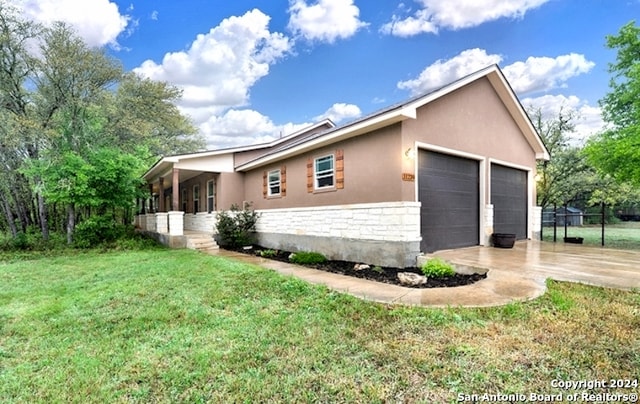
421,258 -> 455,278
74,215 -> 125,249
259,249 -> 278,258
215,203 -> 261,248
289,251 -> 327,265
11,232 -> 30,250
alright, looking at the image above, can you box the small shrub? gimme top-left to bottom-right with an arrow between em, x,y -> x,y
259,249 -> 277,258
289,251 -> 327,265
11,232 -> 30,250
372,266 -> 384,274
215,203 -> 261,248
421,257 -> 455,278
74,215 -> 124,249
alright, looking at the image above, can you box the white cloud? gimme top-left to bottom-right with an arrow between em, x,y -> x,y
150,10 -> 158,21
200,109 -> 311,149
288,0 -> 368,43
381,0 -> 550,36
503,53 -> 595,94
397,49 -> 595,97
134,9 -> 293,148
397,48 -> 503,95
12,0 -> 130,47
522,94 -> 606,143
313,103 -> 362,123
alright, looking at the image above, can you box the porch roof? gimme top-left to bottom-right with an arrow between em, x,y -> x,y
142,119 -> 336,183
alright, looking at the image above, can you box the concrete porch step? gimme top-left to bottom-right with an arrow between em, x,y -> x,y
184,233 -> 219,252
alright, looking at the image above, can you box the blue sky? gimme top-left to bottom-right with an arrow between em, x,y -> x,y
11,0 -> 640,149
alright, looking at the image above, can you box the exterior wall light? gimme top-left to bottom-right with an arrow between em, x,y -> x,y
404,147 -> 416,159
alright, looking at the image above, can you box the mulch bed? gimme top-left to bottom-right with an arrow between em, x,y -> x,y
229,245 -> 487,289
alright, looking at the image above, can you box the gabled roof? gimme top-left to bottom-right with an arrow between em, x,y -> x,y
236,64 -> 550,171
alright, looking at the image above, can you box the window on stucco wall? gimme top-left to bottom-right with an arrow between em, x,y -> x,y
263,166 -> 286,198
268,170 -> 281,196
193,184 -> 200,213
307,150 -> 344,192
207,180 -> 215,212
315,155 -> 334,188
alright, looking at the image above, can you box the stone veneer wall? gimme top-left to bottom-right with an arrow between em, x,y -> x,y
184,212 -> 217,233
531,206 -> 542,240
254,202 -> 422,268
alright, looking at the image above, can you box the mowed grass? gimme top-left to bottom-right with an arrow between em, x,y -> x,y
1,248 -> 639,403
543,221 -> 640,249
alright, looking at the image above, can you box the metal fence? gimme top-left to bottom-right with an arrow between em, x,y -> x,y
541,202 -> 606,246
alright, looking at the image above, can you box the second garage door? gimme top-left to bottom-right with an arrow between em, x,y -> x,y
418,150 -> 479,252
491,163 -> 528,239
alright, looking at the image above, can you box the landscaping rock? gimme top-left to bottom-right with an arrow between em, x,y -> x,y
397,272 -> 428,286
353,263 -> 370,271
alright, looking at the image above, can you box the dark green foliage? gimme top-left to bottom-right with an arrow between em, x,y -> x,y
421,258 -> 455,278
215,203 -> 260,248
10,232 -> 30,250
289,251 -> 327,265
73,215 -> 124,249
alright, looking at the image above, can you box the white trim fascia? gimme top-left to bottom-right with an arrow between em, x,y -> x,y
488,157 -> 533,173
237,107 -> 417,171
484,69 -> 550,161
415,142 -> 487,162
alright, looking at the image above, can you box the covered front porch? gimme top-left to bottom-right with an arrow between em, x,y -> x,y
136,148 -> 245,237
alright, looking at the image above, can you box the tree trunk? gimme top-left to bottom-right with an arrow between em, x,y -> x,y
66,203 -> 75,244
0,192 -> 18,237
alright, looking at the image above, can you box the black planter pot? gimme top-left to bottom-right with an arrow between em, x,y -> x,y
492,233 -> 516,248
563,237 -> 584,244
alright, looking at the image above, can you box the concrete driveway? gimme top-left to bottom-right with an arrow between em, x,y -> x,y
432,240 -> 640,291
211,241 -> 640,307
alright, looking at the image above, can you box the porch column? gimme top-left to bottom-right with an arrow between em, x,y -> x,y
158,177 -> 165,212
172,168 -> 180,211
168,211 -> 184,236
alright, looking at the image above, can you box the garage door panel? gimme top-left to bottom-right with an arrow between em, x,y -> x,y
491,164 -> 527,239
419,151 -> 479,252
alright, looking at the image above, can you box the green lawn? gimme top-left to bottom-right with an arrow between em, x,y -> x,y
1,248 -> 639,403
542,221 -> 640,249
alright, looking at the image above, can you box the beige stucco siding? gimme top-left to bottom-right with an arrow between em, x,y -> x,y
244,124 -> 404,209
401,77 -> 538,203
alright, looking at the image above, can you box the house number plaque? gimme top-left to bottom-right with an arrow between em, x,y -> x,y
402,173 -> 415,181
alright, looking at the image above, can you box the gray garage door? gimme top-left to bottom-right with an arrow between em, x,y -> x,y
491,163 -> 527,239
418,150 -> 479,252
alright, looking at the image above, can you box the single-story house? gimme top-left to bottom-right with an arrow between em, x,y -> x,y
137,64 -> 550,268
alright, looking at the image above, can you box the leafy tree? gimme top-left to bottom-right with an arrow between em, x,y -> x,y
0,2 -> 202,243
530,107 -> 596,207
103,73 -> 203,157
585,21 -> 640,186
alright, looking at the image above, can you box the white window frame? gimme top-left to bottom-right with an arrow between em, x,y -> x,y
193,184 -> 200,213
268,169 -> 281,196
207,180 -> 215,212
314,154 -> 335,189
